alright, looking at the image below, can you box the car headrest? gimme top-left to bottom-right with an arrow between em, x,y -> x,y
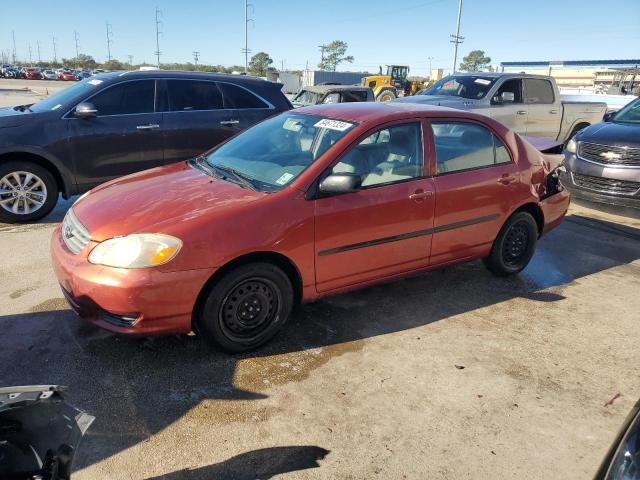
461,129 -> 493,148
388,130 -> 415,157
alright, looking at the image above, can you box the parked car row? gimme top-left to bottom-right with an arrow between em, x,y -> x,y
0,64 -> 99,81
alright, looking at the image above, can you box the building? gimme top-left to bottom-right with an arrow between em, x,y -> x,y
500,59 -> 640,94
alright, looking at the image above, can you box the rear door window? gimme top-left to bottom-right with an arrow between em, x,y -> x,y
218,82 -> 269,109
89,80 -> 155,116
341,91 -> 368,102
165,80 -> 223,111
524,79 -> 555,104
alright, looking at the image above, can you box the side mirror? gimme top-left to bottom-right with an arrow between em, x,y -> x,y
318,173 -> 362,196
74,102 -> 97,118
603,111 -> 614,122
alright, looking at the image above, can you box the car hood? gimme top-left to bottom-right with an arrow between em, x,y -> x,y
0,105 -> 35,127
393,95 -> 479,109
578,121 -> 640,147
74,161 -> 267,241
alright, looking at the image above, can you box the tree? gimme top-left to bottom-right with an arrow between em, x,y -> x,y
248,52 -> 273,77
101,59 -> 126,71
318,40 -> 354,72
62,54 -> 98,70
459,50 -> 491,72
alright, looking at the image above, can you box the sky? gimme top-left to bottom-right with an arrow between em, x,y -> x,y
1,0 -> 639,76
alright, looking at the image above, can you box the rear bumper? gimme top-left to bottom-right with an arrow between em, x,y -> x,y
50,225 -> 215,336
540,187 -> 571,236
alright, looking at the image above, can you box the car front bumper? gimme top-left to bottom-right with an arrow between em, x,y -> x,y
50,225 -> 215,335
561,153 -> 640,209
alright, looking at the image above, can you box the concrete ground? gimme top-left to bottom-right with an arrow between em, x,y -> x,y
0,83 -> 639,479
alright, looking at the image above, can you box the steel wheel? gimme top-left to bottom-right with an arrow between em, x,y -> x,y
0,170 -> 48,216
219,277 -> 281,343
502,222 -> 530,267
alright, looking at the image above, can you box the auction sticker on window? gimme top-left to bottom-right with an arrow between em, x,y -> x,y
275,172 -> 295,185
314,118 -> 353,132
474,78 -> 491,85
87,79 -> 103,86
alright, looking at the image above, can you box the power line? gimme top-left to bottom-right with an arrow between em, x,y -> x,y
106,22 -> 114,62
154,7 -> 163,68
450,0 -> 464,73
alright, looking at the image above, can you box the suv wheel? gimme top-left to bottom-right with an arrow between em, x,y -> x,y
195,262 -> 294,353
0,161 -> 58,223
483,211 -> 538,276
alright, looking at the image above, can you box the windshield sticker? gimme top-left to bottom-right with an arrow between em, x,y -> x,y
87,79 -> 103,86
474,78 -> 491,85
275,172 -> 295,185
314,118 -> 353,132
282,117 -> 303,132
51,104 -> 62,111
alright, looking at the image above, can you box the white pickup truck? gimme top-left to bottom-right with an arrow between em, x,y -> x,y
394,73 -> 607,142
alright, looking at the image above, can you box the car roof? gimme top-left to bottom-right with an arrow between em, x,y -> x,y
303,85 -> 371,93
447,72 -> 555,80
295,101 -> 498,125
95,69 -> 272,86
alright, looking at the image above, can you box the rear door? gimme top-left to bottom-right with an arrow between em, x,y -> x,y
159,79 -> 234,164
523,78 -> 560,139
217,81 -> 275,132
489,78 -> 527,135
67,79 -> 164,188
429,120 -> 521,265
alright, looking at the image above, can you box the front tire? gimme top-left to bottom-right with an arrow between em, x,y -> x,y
376,89 -> 396,102
0,161 -> 58,223
196,262 -> 294,353
483,212 -> 538,276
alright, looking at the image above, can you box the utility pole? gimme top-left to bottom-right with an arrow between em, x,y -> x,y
450,0 -> 464,74
192,51 -> 200,67
12,30 -> 16,64
281,59 -> 284,72
52,35 -> 57,64
105,22 -> 113,63
28,44 -> 32,65
243,0 -> 254,74
154,7 -> 162,68
127,54 -> 133,66
37,40 -> 41,64
74,31 -> 80,58
427,56 -> 434,78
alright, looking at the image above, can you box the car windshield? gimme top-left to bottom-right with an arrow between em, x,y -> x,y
205,112 -> 356,191
422,75 -> 497,99
292,90 -> 322,107
612,98 -> 640,124
29,77 -> 106,112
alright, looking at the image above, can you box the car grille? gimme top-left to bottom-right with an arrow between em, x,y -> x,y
61,208 -> 91,254
578,142 -> 640,166
572,172 -> 640,196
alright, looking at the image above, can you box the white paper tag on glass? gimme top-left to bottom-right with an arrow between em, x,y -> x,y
474,78 -> 491,85
51,104 -> 62,111
314,118 -> 353,131
282,117 -> 303,132
275,172 -> 295,185
87,79 -> 103,86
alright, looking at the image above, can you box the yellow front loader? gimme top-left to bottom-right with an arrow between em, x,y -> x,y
362,65 -> 424,102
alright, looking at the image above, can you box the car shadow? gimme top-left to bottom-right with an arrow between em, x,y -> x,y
146,446 -> 329,480
0,214 -> 638,473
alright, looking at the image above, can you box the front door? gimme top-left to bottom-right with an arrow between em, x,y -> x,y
67,79 -> 164,188
314,121 -> 435,292
429,120 -> 523,265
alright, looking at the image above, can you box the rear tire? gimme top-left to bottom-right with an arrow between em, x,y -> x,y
483,212 -> 538,276
376,89 -> 396,102
195,262 -> 294,353
0,161 -> 58,223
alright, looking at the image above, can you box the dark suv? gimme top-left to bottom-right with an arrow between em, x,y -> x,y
0,70 -> 292,222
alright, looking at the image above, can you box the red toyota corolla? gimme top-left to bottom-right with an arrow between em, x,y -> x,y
51,103 -> 570,352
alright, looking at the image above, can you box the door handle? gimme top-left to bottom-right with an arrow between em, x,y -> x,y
498,174 -> 516,185
516,110 -> 527,115
409,190 -> 433,201
220,120 -> 240,126
136,124 -> 160,130
549,109 -> 558,114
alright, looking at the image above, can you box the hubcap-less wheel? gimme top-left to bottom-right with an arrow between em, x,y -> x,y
0,171 -> 47,215
502,222 -> 530,266
219,277 -> 281,343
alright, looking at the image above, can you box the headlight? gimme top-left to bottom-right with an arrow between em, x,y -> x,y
565,137 -> 577,154
88,233 -> 182,269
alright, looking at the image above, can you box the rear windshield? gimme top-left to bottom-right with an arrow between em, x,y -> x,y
422,75 -> 497,99
205,112 -> 356,191
292,90 -> 322,107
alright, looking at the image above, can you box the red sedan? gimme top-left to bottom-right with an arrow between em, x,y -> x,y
51,103 -> 570,352
60,71 -> 77,81
24,68 -> 43,80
